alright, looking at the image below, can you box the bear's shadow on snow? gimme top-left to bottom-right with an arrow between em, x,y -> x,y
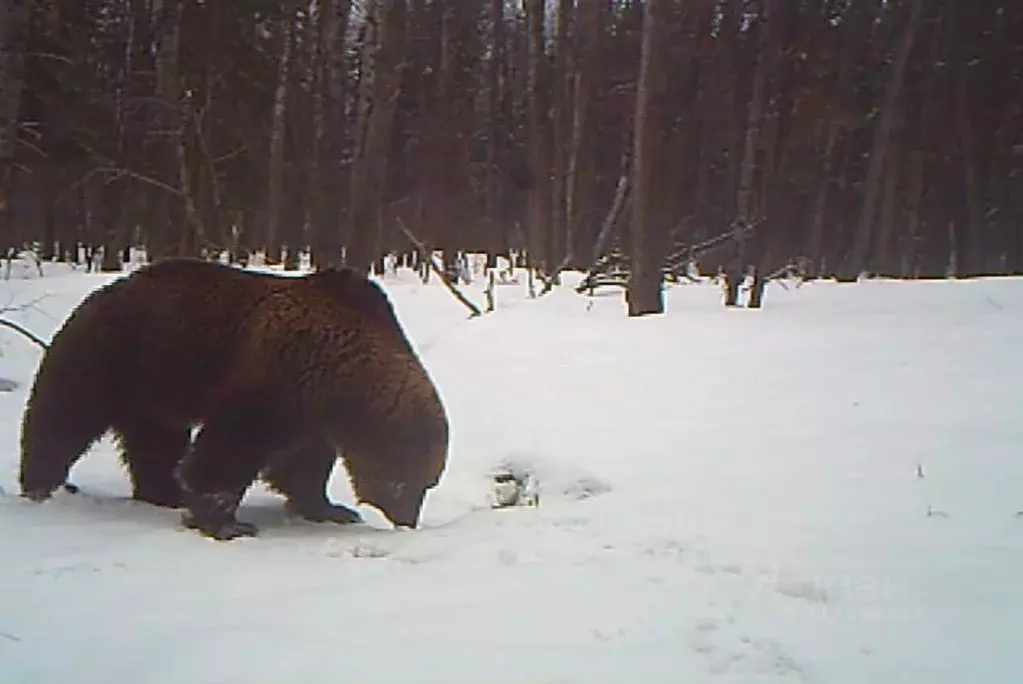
237,492 -> 395,538
4,484 -> 386,540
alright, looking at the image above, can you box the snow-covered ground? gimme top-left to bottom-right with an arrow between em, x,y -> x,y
1,257 -> 1021,684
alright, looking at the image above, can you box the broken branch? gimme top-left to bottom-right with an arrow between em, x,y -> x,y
396,218 -> 483,318
537,252 -> 574,297
575,160 -> 632,294
0,318 -> 48,350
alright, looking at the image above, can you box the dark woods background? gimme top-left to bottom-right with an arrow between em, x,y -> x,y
0,0 -> 1020,311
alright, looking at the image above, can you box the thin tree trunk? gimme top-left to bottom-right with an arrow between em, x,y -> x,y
844,0 -> 923,279
876,125 -> 903,277
725,0 -> 772,306
567,0 -> 601,271
0,0 -> 28,244
952,0 -> 985,277
524,0 -> 548,274
308,0 -> 351,270
902,149 -> 924,277
267,8 -> 295,265
346,0 -> 406,271
40,170 -> 58,260
548,0 -> 573,277
484,0 -> 505,267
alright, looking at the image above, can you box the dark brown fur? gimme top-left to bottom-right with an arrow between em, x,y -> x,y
19,258 -> 449,540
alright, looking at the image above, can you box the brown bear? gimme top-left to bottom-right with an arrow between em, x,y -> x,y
18,257 -> 450,540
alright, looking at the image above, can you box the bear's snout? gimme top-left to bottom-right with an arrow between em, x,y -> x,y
360,480 -> 427,529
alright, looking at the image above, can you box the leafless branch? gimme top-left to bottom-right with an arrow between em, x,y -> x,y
575,156 -> 632,294
0,294 -> 51,349
396,218 -> 483,318
0,319 -> 49,350
537,252 -> 574,297
100,167 -> 185,196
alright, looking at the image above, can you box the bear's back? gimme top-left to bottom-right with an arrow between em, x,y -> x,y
60,258 -> 409,425
44,259 -> 305,424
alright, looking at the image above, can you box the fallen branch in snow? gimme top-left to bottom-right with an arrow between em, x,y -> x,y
537,252 -> 574,297
0,318 -> 48,349
580,276 -> 628,290
0,295 -> 50,349
576,164 -> 632,294
578,224 -> 757,295
396,218 -> 483,318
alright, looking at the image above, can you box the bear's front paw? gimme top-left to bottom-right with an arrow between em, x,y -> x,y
183,510 -> 259,540
181,491 -> 258,540
288,500 -> 363,525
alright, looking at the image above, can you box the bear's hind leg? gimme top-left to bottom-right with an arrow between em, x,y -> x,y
175,394 -> 298,540
113,418 -> 190,508
262,438 -> 362,525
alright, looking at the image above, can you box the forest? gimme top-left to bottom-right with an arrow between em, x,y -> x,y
0,0 -> 1020,313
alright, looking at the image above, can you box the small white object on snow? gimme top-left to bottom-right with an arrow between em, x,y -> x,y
488,468 -> 540,509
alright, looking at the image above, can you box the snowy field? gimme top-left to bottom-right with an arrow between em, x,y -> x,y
1,256 -> 1021,684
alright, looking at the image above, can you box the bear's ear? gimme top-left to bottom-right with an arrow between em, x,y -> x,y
308,266 -> 364,287
308,266 -> 398,323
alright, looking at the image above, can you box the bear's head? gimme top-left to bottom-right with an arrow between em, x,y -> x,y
345,403 -> 449,529
308,265 -> 449,529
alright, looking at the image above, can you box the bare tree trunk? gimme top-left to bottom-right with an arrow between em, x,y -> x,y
0,0 -> 28,243
806,121 -> 840,277
901,149 -> 924,277
952,0 -> 985,277
524,0 -> 548,274
566,0 -> 602,271
484,0 -> 505,267
844,0 -> 923,279
725,0 -> 772,307
267,8 -> 296,266
40,170 -> 58,260
309,0 -> 351,270
143,0 -> 187,261
626,0 -> 668,317
346,0 -> 406,271
876,124 -> 903,277
547,0 -> 573,278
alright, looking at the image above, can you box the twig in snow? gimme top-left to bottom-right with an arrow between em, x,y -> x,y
396,218 -> 483,318
984,295 -> 1003,312
0,295 -> 50,350
0,318 -> 49,350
